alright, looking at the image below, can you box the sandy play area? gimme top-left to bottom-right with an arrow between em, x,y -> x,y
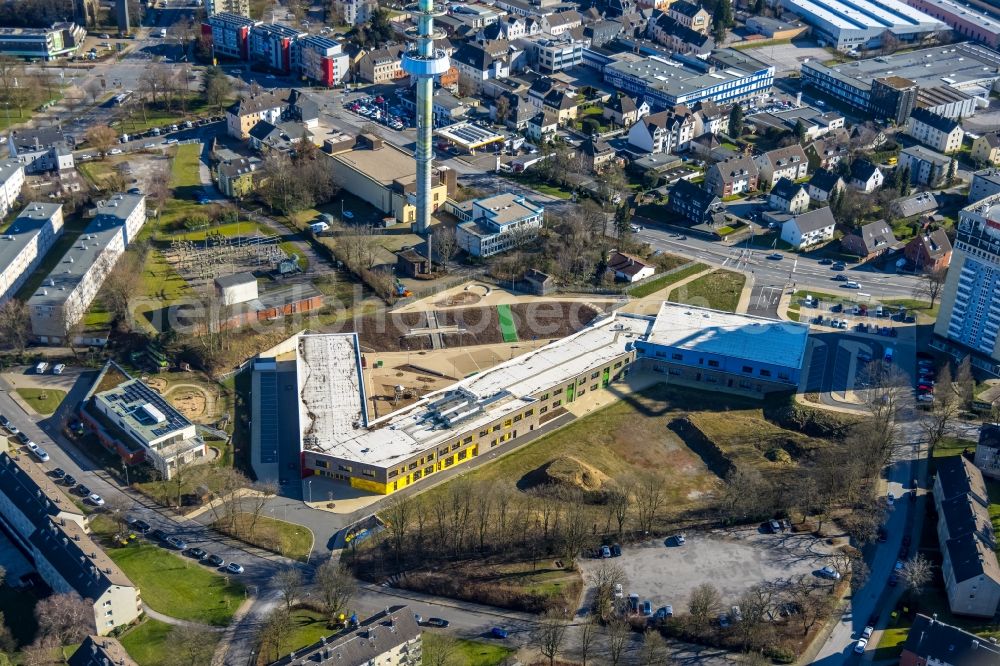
143,377 -> 221,424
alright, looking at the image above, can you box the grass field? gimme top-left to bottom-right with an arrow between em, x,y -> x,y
15,388 -> 67,416
874,625 -> 909,660
497,304 -> 518,342
455,639 -> 515,665
213,514 -> 314,562
171,143 -> 203,193
669,269 -> 746,312
118,619 -> 181,666
108,545 -> 245,626
629,263 -> 707,298
280,608 -> 335,655
883,298 -> 939,320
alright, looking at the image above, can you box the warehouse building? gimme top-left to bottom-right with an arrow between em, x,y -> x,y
802,42 -> 1000,121
904,0 -> 1000,49
780,0 -> 945,51
0,23 -> 85,60
0,202 -> 63,305
252,304 -> 809,494
0,452 -> 142,635
603,49 -> 774,110
28,193 -> 146,344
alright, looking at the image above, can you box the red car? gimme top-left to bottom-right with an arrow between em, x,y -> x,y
918,384 -> 934,393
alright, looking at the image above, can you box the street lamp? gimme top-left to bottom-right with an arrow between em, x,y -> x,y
122,463 -> 130,486
307,479 -> 312,503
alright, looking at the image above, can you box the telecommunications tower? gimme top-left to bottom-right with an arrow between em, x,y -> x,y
401,0 -> 450,234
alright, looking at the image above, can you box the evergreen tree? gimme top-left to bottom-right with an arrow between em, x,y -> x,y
946,158 -> 958,187
728,104 -> 744,138
891,165 -> 903,192
794,119 -> 806,143
900,165 -> 912,196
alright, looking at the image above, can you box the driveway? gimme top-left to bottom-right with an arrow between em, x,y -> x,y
580,527 -> 838,613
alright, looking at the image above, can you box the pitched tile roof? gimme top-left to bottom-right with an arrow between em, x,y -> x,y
808,167 -> 843,193
69,636 -> 138,666
902,614 -> 1000,665
910,106 -> 961,134
789,206 -> 835,233
770,177 -> 806,201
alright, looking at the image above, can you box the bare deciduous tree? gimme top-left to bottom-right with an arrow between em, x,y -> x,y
606,616 -> 630,666
35,592 -> 94,645
607,486 -> 631,538
577,615 -> 597,666
637,629 -> 670,665
431,225 -> 458,268
634,474 -> 665,535
379,494 -> 413,563
912,266 -> 947,308
899,553 -> 934,596
0,299 -> 30,354
314,560 -> 356,624
788,576 -> 832,636
921,364 -> 961,452
736,584 -> 775,651
533,610 -> 569,666
164,626 -> 218,666
276,567 -> 303,611
255,607 -> 293,663
688,582 -> 722,631
421,633 -> 460,666
85,125 -> 119,158
592,561 -> 626,619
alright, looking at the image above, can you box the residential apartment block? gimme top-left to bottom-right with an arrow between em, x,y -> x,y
779,206 -> 836,250
627,109 -> 695,154
0,202 -> 64,305
359,45 -> 407,84
667,179 -> 722,224
900,613 -> 1000,666
971,132 -> 1000,167
204,0 -> 250,17
705,156 -> 759,197
205,13 -> 261,60
755,144 -> 809,189
226,91 -> 287,140
454,193 -> 544,257
0,160 -> 25,218
7,128 -> 74,174
769,178 -> 810,214
974,423 -> 1000,481
0,452 -> 142,635
294,36 -> 349,86
935,192 -> 1000,368
28,194 -> 146,344
266,606 -> 421,666
933,456 -> 1000,617
970,169 -> 1000,202
907,107 -> 964,154
250,23 -> 305,74
899,145 -> 952,188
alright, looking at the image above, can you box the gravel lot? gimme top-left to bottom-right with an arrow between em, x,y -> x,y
579,526 -> 838,613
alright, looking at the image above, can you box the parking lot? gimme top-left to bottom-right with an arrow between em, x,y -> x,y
740,40 -> 837,75
579,527 -> 838,614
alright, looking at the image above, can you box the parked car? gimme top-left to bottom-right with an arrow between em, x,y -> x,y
854,638 -> 868,654
148,528 -> 168,542
52,363 -> 65,374
886,493 -> 895,506
862,625 -> 874,639
641,601 -> 652,616
74,484 -> 91,497
424,617 -> 449,628
50,468 -> 66,479
613,583 -> 623,599
768,519 -> 782,533
165,536 -> 187,550
673,534 -> 686,546
130,519 -> 151,533
62,474 -> 76,487
731,606 -> 743,623
16,431 -> 30,444
818,565 -> 841,580
491,627 -> 509,639
611,543 -> 621,557
718,614 -> 731,629
185,547 -> 208,560
87,493 -> 105,506
206,554 -> 225,567
601,545 -> 612,558
225,562 -> 244,574
654,605 -> 673,619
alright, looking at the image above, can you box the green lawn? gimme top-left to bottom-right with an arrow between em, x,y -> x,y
629,263 -> 707,298
118,619 -> 178,666
669,269 -> 747,312
108,545 -> 245,626
883,298 -> 940,320
15,388 -> 67,416
279,608 -> 337,655
171,143 -> 203,192
212,514 -> 314,562
455,639 -> 515,666
874,625 -> 909,660
932,437 -> 975,459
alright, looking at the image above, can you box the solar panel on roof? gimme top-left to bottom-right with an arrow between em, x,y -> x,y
258,371 -> 279,464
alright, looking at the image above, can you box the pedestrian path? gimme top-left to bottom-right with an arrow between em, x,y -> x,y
142,604 -> 225,631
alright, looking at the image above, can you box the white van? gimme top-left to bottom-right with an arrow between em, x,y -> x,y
309,221 -> 330,234
844,281 -> 861,289
35,362 -> 49,374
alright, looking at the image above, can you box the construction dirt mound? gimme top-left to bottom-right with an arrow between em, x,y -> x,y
542,456 -> 610,492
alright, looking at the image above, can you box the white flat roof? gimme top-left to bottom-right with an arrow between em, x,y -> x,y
786,0 -> 944,31
645,302 -> 810,370
295,314 -> 654,468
